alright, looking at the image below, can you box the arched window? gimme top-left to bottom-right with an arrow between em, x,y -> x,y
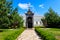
40,21 -> 41,24
36,21 -> 38,24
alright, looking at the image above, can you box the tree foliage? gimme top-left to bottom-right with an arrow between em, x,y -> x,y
9,8 -> 23,28
0,0 -> 23,29
42,8 -> 60,28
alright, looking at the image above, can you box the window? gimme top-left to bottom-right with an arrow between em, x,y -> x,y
40,21 -> 41,24
36,21 -> 38,24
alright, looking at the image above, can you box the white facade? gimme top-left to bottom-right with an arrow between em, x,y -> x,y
23,15 -> 44,27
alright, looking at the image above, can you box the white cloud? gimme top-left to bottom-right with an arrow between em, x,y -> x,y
39,4 -> 44,8
18,3 -> 33,10
18,3 -> 40,15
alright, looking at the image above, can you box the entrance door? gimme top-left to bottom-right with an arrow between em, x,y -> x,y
27,17 -> 33,28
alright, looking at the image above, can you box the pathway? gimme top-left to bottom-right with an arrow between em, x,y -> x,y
16,28 -> 42,40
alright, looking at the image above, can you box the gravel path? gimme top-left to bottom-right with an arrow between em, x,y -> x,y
16,28 -> 42,40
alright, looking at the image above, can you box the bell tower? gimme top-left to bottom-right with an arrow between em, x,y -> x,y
25,8 -> 34,28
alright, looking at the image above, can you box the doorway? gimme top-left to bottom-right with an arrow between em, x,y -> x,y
27,17 -> 33,28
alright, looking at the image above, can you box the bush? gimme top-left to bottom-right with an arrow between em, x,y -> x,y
35,28 -> 57,40
34,26 -> 45,28
5,28 -> 25,40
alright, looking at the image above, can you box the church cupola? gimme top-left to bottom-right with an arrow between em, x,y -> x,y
25,7 -> 34,28
25,8 -> 34,16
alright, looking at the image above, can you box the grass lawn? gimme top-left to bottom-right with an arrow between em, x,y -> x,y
35,28 -> 60,40
45,28 -> 60,40
0,28 -> 25,40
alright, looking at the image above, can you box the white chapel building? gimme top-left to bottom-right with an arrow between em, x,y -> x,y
22,9 -> 44,28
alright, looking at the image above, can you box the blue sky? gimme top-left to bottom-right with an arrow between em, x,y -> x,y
12,0 -> 60,16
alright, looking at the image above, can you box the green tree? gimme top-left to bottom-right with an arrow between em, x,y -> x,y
0,0 -> 11,28
43,8 -> 60,28
9,8 -> 23,28
0,0 -> 23,29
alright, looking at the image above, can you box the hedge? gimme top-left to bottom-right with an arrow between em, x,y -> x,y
4,28 -> 25,40
35,28 -> 57,40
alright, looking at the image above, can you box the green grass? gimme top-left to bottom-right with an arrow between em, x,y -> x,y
40,28 -> 60,36
35,28 -> 57,40
50,28 -> 60,35
44,28 -> 60,40
0,28 -> 25,40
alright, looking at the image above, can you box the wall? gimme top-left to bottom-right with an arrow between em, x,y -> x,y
23,15 -> 44,27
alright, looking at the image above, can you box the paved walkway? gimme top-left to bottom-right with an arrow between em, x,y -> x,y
16,28 -> 42,40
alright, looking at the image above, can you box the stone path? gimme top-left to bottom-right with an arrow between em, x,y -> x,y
16,28 -> 42,40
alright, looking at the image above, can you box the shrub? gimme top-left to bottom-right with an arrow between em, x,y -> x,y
35,28 -> 57,40
34,26 -> 45,28
5,28 -> 25,40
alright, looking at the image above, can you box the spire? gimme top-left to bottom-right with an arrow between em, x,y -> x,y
28,3 -> 31,12
25,3 -> 34,15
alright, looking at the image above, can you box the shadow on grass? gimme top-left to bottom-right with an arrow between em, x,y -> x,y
0,29 -> 4,32
35,30 -> 43,40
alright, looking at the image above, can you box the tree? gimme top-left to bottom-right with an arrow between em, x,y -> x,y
0,0 -> 23,29
0,0 -> 11,28
42,8 -> 60,28
9,8 -> 24,28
